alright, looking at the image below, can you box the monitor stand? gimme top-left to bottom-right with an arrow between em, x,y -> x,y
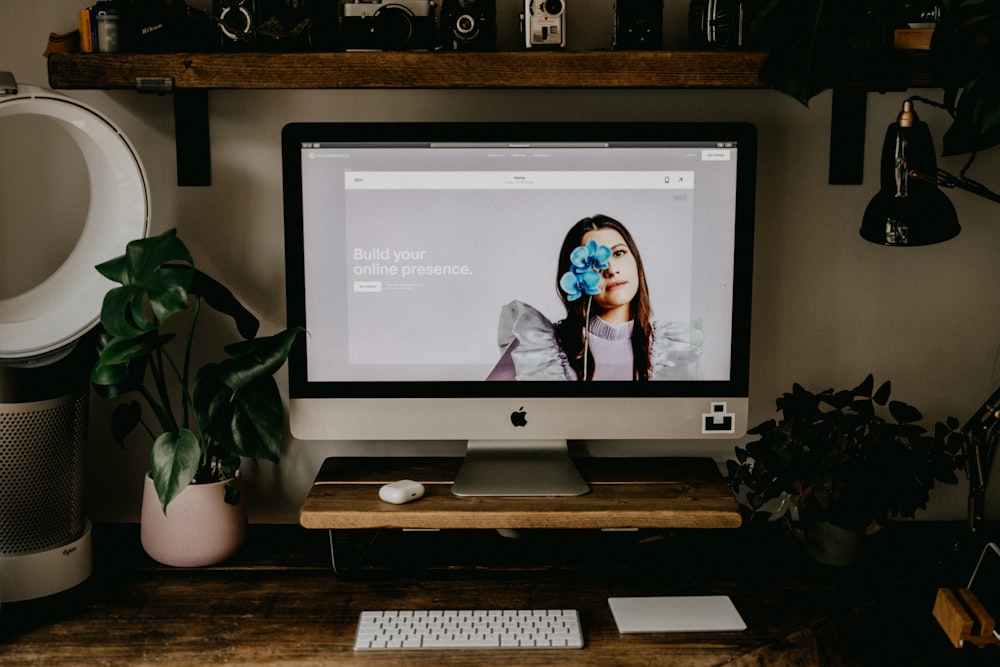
450,439 -> 590,497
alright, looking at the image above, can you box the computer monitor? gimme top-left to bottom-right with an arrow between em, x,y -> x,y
282,121 -> 756,497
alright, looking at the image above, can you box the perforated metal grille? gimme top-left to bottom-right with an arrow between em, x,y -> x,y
0,394 -> 88,555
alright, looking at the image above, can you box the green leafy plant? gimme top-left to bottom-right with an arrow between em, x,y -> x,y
725,375 -> 964,533
90,229 -> 303,513
750,0 -> 1000,155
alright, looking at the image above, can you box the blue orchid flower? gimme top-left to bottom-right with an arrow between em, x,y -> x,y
569,239 -> 611,273
557,239 -> 611,380
560,267 -> 602,301
559,240 -> 611,301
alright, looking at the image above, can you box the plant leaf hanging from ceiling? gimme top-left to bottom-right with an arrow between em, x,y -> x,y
933,0 -> 1000,154
747,0 -> 897,106
943,66 -> 1000,154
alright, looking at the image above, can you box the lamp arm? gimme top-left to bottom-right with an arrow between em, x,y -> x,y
909,168 -> 1000,204
960,385 -> 1000,533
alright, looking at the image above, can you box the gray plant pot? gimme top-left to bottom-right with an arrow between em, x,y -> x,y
803,520 -> 864,567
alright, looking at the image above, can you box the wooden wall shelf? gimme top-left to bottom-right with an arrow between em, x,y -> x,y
45,50 -> 939,186
47,50 -> 772,90
46,50 -> 938,90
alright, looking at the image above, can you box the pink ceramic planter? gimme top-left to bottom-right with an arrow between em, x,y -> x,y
140,474 -> 248,567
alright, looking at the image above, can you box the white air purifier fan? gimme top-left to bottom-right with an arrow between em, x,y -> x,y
0,76 -> 149,602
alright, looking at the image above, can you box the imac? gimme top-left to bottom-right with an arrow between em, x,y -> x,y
282,121 -> 756,497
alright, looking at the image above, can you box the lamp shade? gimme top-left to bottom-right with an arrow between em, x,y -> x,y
860,101 -> 960,246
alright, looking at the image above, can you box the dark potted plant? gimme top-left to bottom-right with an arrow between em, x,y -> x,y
90,228 -> 302,565
725,375 -> 964,564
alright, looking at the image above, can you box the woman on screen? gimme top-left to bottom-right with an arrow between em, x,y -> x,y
486,214 -> 704,381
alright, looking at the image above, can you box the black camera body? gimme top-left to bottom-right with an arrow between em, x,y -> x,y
441,0 -> 496,51
688,0 -> 754,49
614,0 -> 662,50
341,0 -> 438,50
212,0 -> 339,50
115,0 -> 216,52
901,1 -> 942,27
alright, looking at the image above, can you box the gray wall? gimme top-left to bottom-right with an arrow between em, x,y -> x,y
3,1 -> 999,523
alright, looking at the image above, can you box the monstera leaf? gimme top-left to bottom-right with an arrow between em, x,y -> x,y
192,328 -> 303,463
96,229 -> 194,338
150,428 -> 203,513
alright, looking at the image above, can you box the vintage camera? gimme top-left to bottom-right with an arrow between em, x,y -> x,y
614,0 -> 662,50
901,1 -> 942,28
441,0 -> 496,51
115,0 -> 217,52
254,0 -> 338,51
341,0 -> 438,50
213,0 -> 261,45
523,0 -> 565,49
688,0 -> 754,50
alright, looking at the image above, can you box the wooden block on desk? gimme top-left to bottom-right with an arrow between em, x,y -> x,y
934,588 -> 973,648
933,587 -> 1000,649
960,588 -> 998,642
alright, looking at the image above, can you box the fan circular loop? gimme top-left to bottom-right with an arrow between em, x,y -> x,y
0,84 -> 149,361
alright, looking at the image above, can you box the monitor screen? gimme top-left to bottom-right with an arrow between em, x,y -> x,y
283,121 -> 756,496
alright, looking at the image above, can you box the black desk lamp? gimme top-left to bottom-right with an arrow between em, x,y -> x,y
860,99 -> 1000,246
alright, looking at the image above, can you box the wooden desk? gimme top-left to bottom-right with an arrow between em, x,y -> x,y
3,522 -> 1000,665
300,457 -> 742,530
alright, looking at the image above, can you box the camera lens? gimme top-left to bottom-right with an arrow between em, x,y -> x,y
543,0 -> 562,14
373,5 -> 415,49
219,6 -> 253,41
455,14 -> 477,35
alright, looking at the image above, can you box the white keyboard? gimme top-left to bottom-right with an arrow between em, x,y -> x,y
354,609 -> 584,650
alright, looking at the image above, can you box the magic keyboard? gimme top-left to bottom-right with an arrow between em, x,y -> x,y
354,609 -> 584,650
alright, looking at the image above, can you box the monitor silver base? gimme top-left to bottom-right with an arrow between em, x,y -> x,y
451,440 -> 590,497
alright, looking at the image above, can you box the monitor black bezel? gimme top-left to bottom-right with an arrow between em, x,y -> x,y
282,121 -> 756,400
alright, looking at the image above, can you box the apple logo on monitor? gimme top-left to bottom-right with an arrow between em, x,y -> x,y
510,407 -> 528,427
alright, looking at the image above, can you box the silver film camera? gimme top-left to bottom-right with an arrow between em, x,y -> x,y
341,0 -> 438,50
523,0 -> 565,49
